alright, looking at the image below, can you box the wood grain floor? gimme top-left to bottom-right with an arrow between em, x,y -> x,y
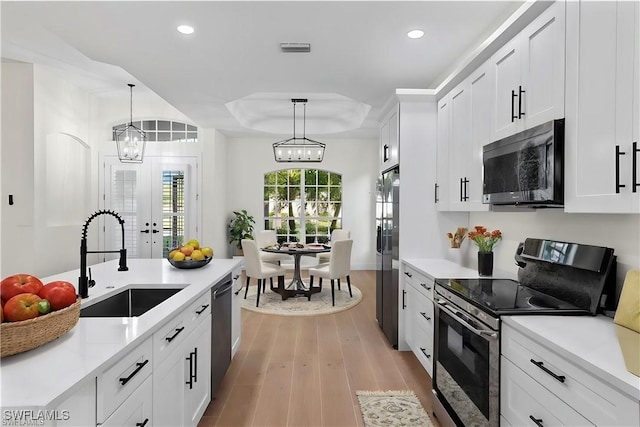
198,270 -> 441,427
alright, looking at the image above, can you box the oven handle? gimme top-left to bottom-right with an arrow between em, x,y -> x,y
436,299 -> 498,340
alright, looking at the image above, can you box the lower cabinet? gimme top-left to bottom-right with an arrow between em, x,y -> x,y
184,316 -> 212,426
102,376 -> 152,427
501,321 -> 640,427
231,267 -> 242,357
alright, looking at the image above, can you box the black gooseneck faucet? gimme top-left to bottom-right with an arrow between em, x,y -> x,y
79,210 -> 128,298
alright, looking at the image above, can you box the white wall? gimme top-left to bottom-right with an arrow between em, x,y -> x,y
226,136 -> 378,269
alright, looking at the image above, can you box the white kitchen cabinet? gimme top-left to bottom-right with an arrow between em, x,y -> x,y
102,376 -> 152,427
565,0 -> 640,213
443,63 -> 493,212
501,321 -> 640,427
401,263 -> 435,376
436,95 -> 451,211
231,267 -> 242,357
51,378 -> 96,427
379,106 -> 399,172
491,1 -> 565,141
97,338 -> 153,424
153,290 -> 212,427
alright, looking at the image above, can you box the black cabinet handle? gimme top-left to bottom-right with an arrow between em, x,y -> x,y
402,290 -> 407,309
166,326 -> 185,342
140,229 -> 150,234
518,86 -> 526,118
233,274 -> 240,280
195,304 -> 209,315
462,177 -> 469,201
633,142 -> 639,193
383,144 -> 390,162
616,145 -> 627,193
420,312 -> 431,321
529,415 -> 544,427
194,347 -> 198,383
136,419 -> 149,427
119,359 -> 149,385
404,272 -> 412,278
530,359 -> 566,383
152,229 -> 159,234
511,89 -> 518,122
459,178 -> 464,202
434,183 -> 439,203
420,348 -> 431,359
420,283 -> 432,291
186,351 -> 195,389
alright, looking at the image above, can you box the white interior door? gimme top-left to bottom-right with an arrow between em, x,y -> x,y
103,156 -> 198,259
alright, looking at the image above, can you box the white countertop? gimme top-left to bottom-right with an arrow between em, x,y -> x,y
0,258 -> 241,409
403,258 -> 516,280
503,315 -> 640,401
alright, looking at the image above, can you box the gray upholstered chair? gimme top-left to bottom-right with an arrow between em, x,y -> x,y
241,239 -> 286,307
255,230 -> 291,266
316,229 -> 350,265
308,239 -> 353,306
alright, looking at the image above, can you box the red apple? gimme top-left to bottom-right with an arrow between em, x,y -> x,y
1,274 -> 44,302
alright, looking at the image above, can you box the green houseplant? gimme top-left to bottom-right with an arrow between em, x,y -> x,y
228,210 -> 255,255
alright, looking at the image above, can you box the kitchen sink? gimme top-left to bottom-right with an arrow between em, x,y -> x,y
80,288 -> 183,317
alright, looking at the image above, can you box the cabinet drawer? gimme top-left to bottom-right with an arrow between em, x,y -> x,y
411,321 -> 433,377
412,288 -> 434,333
403,266 -> 434,300
97,338 -> 152,423
154,310 -> 189,367
102,375 -> 152,427
184,290 -> 211,327
502,324 -> 640,426
501,356 -> 593,427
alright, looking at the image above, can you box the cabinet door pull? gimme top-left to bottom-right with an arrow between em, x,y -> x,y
420,312 -> 431,321
404,272 -> 412,278
511,90 -> 518,122
434,183 -> 439,203
185,351 -> 194,389
402,290 -> 407,309
383,144 -> 390,162
166,326 -> 185,342
136,418 -> 149,427
462,177 -> 469,201
633,142 -> 639,193
529,415 -> 544,427
518,86 -> 526,118
119,359 -> 149,385
420,283 -> 432,291
530,359 -> 566,383
194,347 -> 198,384
616,145 -> 627,193
420,348 -> 431,359
196,304 -> 209,315
459,178 -> 464,202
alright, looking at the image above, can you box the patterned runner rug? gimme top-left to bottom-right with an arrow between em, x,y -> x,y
241,282 -> 362,316
356,390 -> 434,427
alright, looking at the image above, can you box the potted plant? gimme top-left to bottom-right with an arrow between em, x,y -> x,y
228,210 -> 255,255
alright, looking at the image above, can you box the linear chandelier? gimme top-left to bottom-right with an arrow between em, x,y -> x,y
273,98 -> 325,162
115,83 -> 146,163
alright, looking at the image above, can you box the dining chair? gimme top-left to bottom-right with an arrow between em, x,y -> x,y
255,230 -> 291,266
241,239 -> 286,307
316,229 -> 350,265
308,239 -> 353,306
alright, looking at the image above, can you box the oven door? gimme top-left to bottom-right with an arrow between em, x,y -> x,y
433,299 -> 500,427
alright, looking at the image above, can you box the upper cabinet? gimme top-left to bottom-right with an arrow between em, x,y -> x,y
379,106 -> 399,171
436,96 -> 451,211
491,1 -> 566,142
565,0 -> 640,213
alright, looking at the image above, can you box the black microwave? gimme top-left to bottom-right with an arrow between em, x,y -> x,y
482,119 -> 564,206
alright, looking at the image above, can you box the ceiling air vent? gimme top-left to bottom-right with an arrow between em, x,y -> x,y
280,43 -> 311,53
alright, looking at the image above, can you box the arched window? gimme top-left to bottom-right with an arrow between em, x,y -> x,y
263,169 -> 342,244
112,120 -> 197,142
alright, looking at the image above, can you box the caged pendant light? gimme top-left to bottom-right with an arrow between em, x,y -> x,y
115,84 -> 146,163
273,98 -> 325,162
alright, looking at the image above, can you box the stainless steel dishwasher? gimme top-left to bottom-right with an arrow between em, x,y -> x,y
211,273 -> 233,395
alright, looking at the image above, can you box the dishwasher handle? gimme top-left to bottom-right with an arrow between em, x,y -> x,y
213,281 -> 233,300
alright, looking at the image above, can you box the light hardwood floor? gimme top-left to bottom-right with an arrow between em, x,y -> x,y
198,270 -> 441,427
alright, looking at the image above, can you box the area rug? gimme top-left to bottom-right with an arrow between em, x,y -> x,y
241,282 -> 362,316
356,390 -> 434,427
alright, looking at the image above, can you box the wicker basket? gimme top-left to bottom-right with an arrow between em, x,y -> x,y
1,298 -> 81,358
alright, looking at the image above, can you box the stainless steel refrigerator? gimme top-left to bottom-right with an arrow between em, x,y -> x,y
375,167 -> 399,348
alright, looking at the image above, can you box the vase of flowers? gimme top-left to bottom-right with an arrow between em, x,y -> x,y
468,226 -> 502,276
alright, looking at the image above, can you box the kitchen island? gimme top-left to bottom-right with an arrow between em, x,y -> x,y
0,257 -> 241,424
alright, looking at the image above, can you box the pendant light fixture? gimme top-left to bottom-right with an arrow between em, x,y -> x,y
115,83 -> 146,163
273,98 -> 325,162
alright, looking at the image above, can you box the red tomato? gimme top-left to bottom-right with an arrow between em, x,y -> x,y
39,281 -> 77,310
4,293 -> 42,322
1,274 -> 44,302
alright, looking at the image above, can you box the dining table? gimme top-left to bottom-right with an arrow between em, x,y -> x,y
262,244 -> 330,300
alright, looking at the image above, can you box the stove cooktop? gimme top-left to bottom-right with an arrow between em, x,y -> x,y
434,277 -> 592,317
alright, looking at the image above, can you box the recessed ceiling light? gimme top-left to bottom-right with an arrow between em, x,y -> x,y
177,25 -> 195,35
407,29 -> 425,39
